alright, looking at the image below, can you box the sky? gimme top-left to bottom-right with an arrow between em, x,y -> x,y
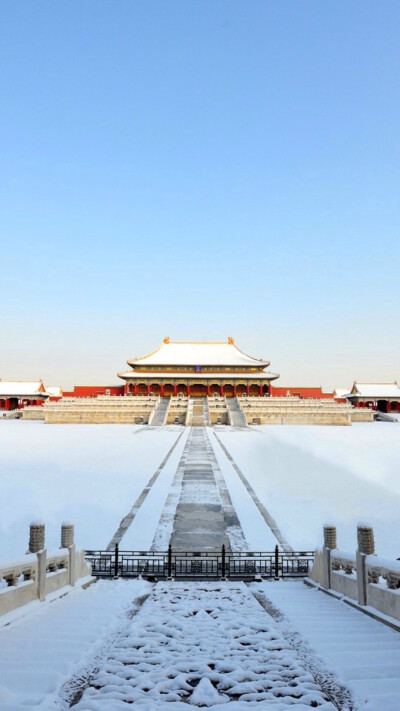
1,1 -> 399,390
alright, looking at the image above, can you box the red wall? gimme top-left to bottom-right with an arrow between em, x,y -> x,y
270,386 -> 333,399
64,385 -> 125,398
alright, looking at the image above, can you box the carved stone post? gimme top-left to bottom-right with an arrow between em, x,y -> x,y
29,521 -> 45,553
357,524 -> 374,606
322,525 -> 336,589
68,545 -> 76,586
37,549 -> 47,602
357,525 -> 375,555
61,522 -> 74,549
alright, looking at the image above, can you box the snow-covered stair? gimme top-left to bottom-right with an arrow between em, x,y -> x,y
254,580 -> 400,711
0,579 -> 151,709
149,397 -> 170,426
226,397 -> 247,427
73,581 -> 335,709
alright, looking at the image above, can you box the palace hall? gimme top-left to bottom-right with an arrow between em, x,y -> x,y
118,338 -> 279,397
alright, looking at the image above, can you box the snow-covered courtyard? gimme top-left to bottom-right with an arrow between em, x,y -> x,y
1,421 -> 399,558
1,420 -> 400,709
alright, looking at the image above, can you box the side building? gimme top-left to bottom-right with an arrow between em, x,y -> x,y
118,337 -> 279,397
0,381 -> 48,410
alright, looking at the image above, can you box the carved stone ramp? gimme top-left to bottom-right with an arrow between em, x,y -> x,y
212,429 -> 293,552
151,427 -> 247,551
70,582 -> 335,709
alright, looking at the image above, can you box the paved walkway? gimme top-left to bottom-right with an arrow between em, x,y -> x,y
153,427 -> 247,551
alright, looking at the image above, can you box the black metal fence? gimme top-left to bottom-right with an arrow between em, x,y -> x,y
85,545 -> 314,581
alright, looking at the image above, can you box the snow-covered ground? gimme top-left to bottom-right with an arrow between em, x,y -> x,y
216,424 -> 400,557
0,422 -> 181,556
1,420 -> 400,709
1,420 -> 400,558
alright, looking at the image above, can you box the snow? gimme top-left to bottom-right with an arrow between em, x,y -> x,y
254,580 -> 400,710
2,420 -> 400,558
1,421 -> 400,707
72,581 -> 335,709
0,578 -> 150,709
0,422 -> 181,557
121,429 -> 189,549
0,381 -> 45,396
208,430 -> 278,550
127,339 -> 270,367
215,424 -> 400,557
350,383 -> 400,398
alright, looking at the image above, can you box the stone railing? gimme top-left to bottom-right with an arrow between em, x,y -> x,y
310,524 -> 400,622
0,522 -> 94,617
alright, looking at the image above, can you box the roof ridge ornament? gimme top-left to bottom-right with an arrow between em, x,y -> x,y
163,336 -> 170,344
227,336 -> 234,344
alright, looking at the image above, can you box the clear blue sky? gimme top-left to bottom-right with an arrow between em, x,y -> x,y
1,1 -> 399,389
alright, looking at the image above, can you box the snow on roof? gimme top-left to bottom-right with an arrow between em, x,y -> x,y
333,388 -> 350,399
46,386 -> 63,397
0,381 -> 47,397
349,382 -> 400,398
128,338 -> 270,368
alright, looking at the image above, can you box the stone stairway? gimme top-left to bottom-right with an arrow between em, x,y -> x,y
256,580 -> 400,710
149,397 -> 169,426
226,396 -> 247,426
186,397 -> 206,426
192,397 -> 206,426
3,578 -> 400,708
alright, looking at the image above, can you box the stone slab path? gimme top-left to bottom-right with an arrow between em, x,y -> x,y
152,427 -> 247,551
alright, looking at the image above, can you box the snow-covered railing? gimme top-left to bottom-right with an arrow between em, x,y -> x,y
310,524 -> 400,622
0,522 -> 94,618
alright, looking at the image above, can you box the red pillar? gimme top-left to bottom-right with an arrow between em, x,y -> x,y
160,384 -> 164,396
206,384 -> 210,397
147,384 -> 151,395
386,401 -> 390,413
220,384 -> 224,397
233,384 -> 237,397
259,384 -> 263,397
173,384 -> 177,396
5,399 -> 10,410
187,384 -> 191,397
246,384 -> 249,396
